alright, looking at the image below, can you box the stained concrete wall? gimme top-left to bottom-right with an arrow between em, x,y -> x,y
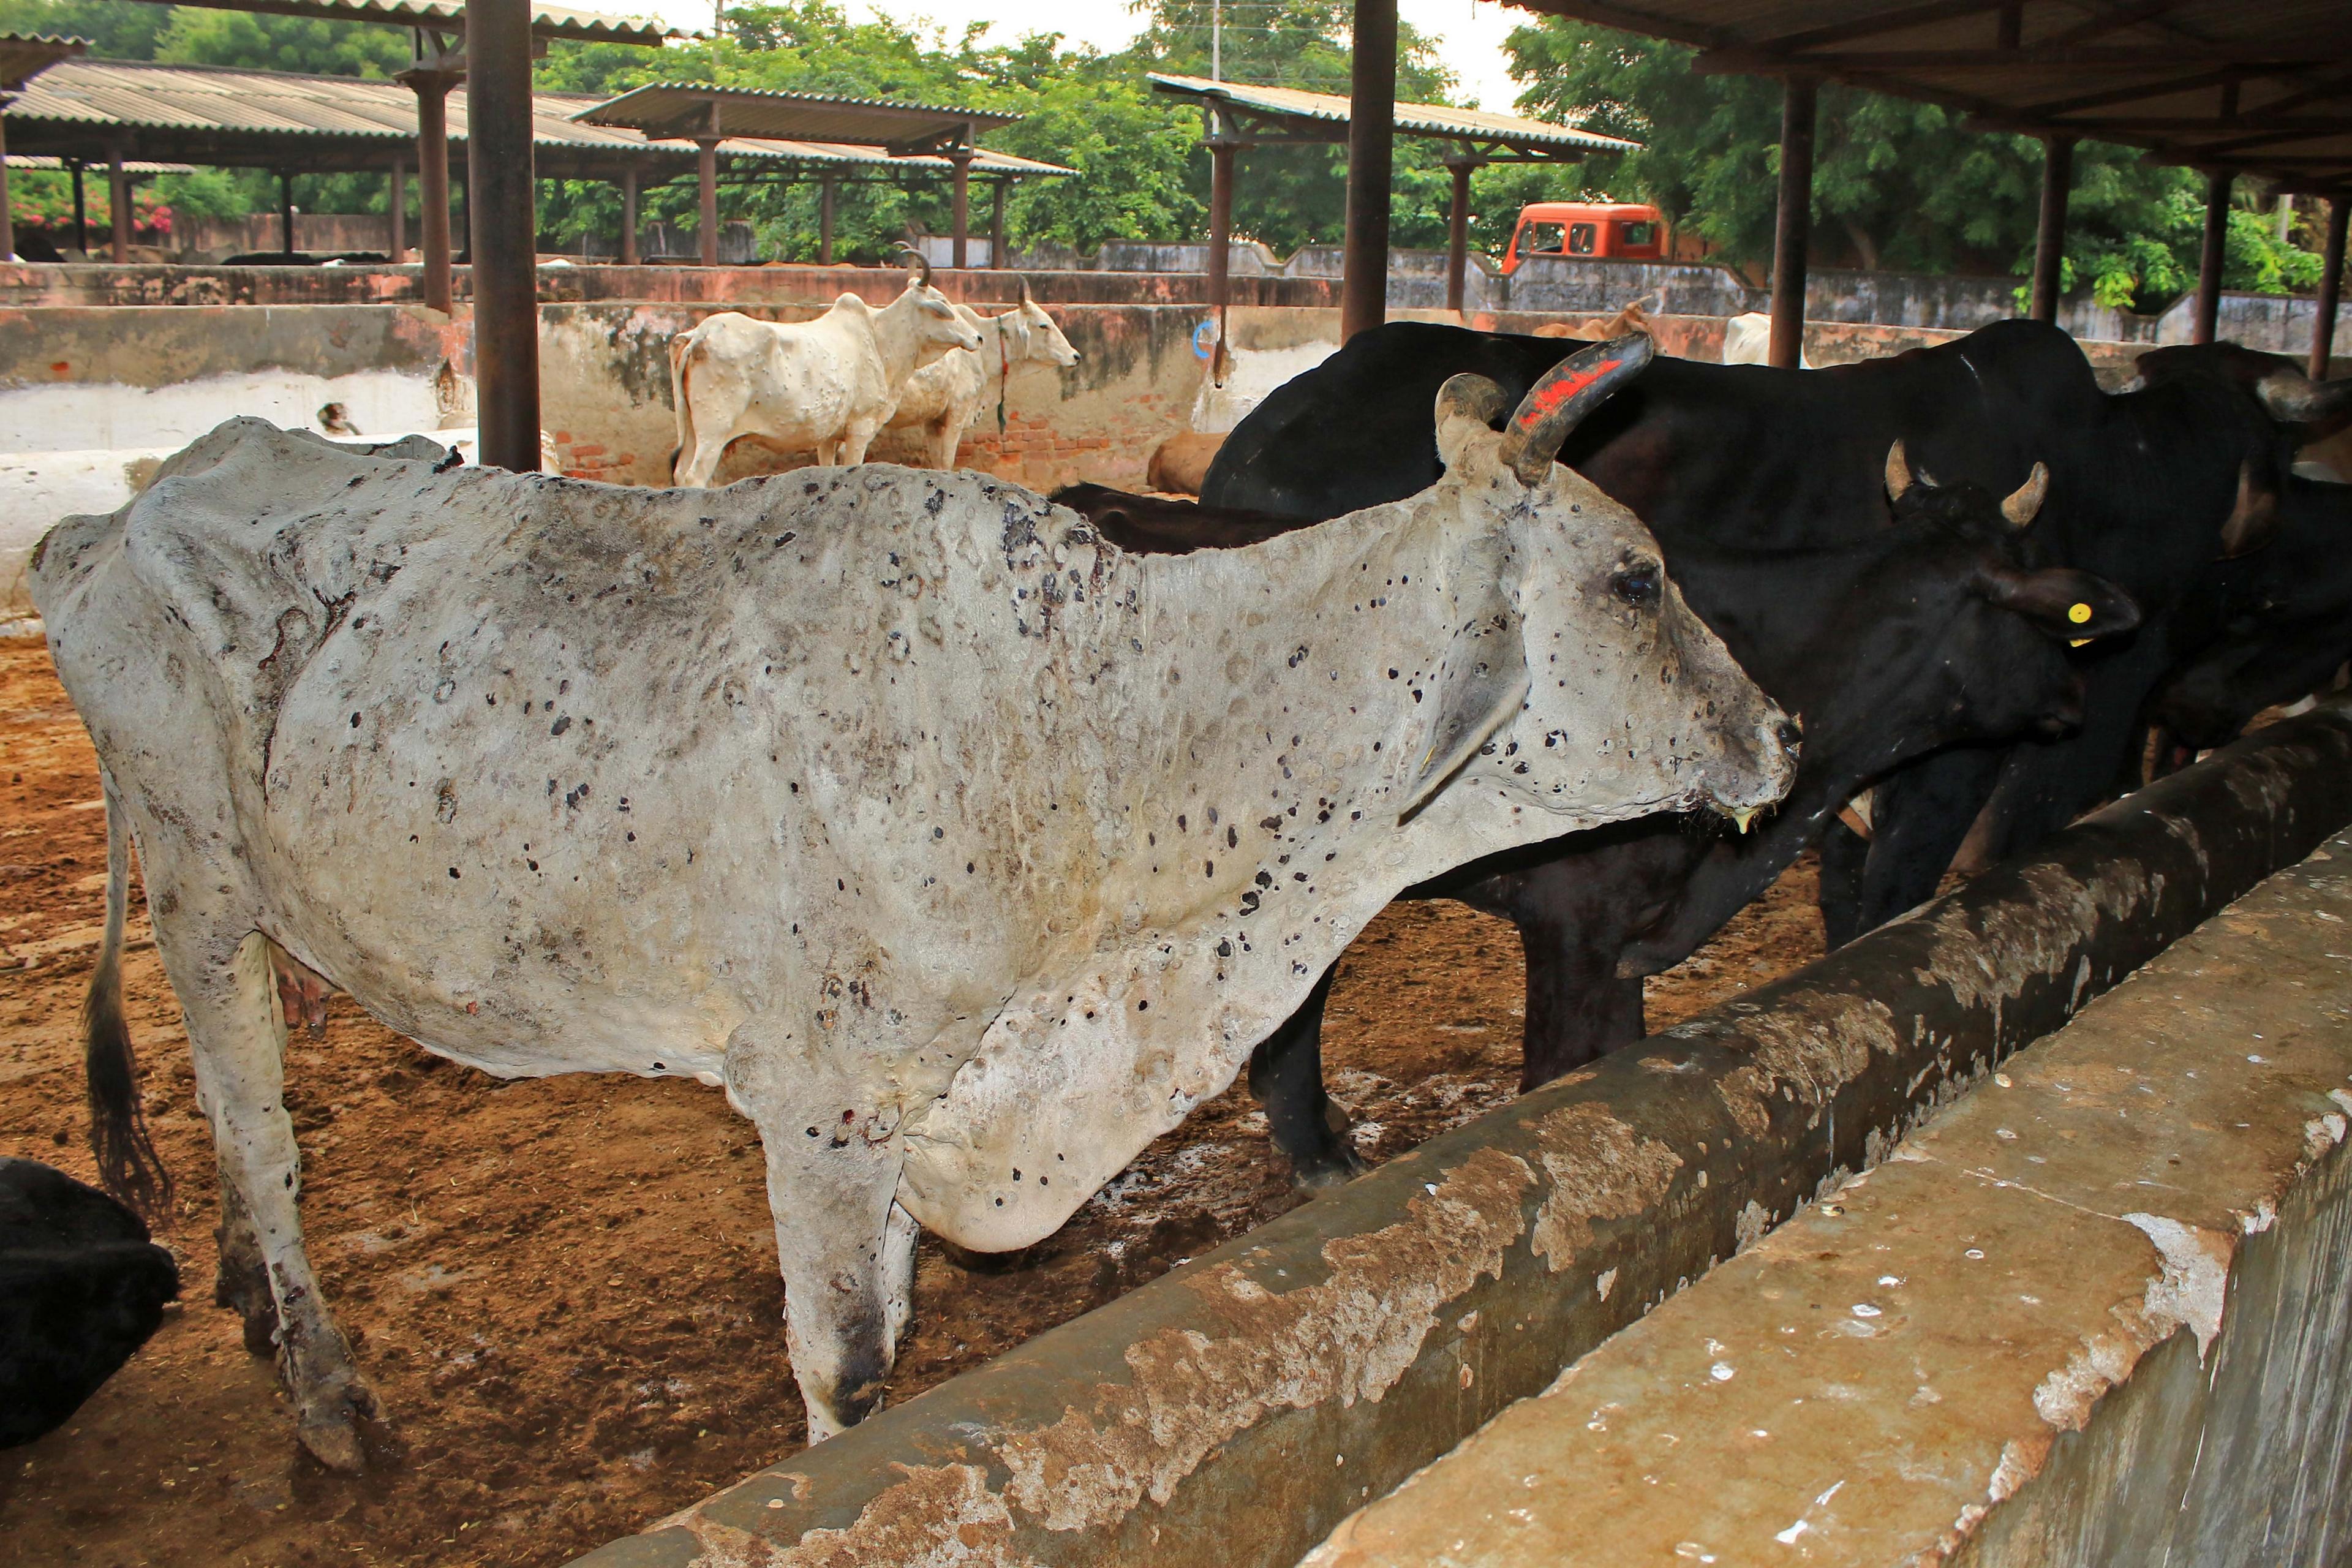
1303,824 -> 2352,1568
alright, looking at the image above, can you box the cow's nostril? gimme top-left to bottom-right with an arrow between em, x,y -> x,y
1775,718 -> 1803,751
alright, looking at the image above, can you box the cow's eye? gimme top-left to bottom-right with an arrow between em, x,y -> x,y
1611,564 -> 1662,607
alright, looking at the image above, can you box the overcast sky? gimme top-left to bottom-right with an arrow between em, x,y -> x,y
635,0 -> 1531,111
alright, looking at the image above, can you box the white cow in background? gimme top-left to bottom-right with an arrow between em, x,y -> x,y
668,252 -> 981,486
885,281 -> 1081,469
1722,311 -> 1811,368
35,339 -> 1793,1465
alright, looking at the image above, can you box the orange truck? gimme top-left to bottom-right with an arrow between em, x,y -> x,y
1499,202 -> 1667,272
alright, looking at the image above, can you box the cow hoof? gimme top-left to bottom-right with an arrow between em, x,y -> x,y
295,1384 -> 385,1474
1287,1143 -> 1368,1191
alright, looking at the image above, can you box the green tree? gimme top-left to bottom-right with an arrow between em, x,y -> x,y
1501,18 -> 2324,309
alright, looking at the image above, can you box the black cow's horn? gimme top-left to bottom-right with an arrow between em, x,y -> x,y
1885,439 -> 1914,501
897,242 -> 933,287
1497,334 -> 1654,486
2255,368 -> 2352,429
2001,461 -> 2049,527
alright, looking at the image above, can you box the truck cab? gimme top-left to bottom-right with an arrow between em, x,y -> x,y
1500,202 -> 1667,273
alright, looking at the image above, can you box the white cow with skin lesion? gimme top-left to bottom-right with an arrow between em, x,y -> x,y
34,337 -> 1795,1467
884,281 -> 1082,469
669,252 -> 981,486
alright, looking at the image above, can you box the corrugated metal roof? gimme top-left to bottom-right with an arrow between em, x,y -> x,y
5,153 -> 194,172
1506,1 -> 2352,190
0,31 -> 86,91
110,0 -> 671,46
575,82 -> 1017,149
1147,72 -> 1640,157
1,60 -> 1066,179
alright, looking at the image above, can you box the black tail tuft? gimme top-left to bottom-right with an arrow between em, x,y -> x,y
84,788 -> 172,1224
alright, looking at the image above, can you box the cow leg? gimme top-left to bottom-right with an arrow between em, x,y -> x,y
676,432 -> 728,489
175,930 -> 378,1470
835,422 -> 880,467
1815,818 -> 1871,952
1516,913 -> 1643,1092
929,419 -> 960,471
1833,745 -> 2007,946
1247,967 -> 1364,1188
725,1019 -> 910,1441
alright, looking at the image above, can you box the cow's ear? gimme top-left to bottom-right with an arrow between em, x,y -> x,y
1398,609 -> 1531,819
1434,374 -> 1510,472
2219,460 -> 2281,557
1975,564 -> 2139,644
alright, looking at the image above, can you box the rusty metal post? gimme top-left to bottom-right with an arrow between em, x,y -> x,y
2029,135 -> 2073,323
0,103 -> 15,263
70,160 -> 86,254
2312,196 -> 2347,381
405,70 -> 458,312
1769,75 -> 1817,370
950,145 -> 973,268
277,168 -> 295,257
619,164 -> 638,265
696,137 -> 720,266
2194,167 -> 2232,345
389,154 -> 407,262
818,173 -> 835,265
110,147 -> 132,263
1207,140 -> 1235,318
1445,158 -> 1475,315
467,0 -> 540,472
1340,0 -> 1396,340
990,178 -> 1006,268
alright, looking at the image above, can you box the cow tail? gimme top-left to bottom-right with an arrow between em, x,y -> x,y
85,775 -> 172,1223
668,331 -> 696,484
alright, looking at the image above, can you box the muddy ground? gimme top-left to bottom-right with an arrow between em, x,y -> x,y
0,631 -> 1823,1567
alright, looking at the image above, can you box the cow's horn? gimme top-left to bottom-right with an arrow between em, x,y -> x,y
1020,276 -> 1035,306
2000,461 -> 2049,527
2255,368 -> 2352,428
1497,333 -> 1654,486
1435,372 -> 1510,427
897,242 -> 932,287
1885,439 -> 1913,501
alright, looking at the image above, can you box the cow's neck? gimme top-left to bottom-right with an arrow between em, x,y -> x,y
870,293 -> 943,387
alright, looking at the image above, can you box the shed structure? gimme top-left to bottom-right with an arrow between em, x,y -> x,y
1148,70 -> 1638,330
1478,0 -> 2352,373
573,83 -> 1021,269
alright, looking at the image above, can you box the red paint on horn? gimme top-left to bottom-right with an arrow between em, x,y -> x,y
1510,355 -> 1625,428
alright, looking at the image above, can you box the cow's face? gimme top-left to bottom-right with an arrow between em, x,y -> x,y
1398,341 -> 1798,828
906,281 -> 984,362
1010,295 -> 1080,369
1858,448 -> 2139,744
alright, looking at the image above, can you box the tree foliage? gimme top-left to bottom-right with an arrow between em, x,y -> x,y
1502,18 -> 2324,311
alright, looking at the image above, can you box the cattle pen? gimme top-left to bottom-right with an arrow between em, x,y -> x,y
6,0 -> 2352,1559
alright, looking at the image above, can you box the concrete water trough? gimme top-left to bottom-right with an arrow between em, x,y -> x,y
572,703 -> 2352,1567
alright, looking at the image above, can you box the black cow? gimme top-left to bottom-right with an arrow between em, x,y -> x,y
1,1157 -> 179,1447
1061,449 -> 2139,1182
2148,473 -> 2352,765
1203,318 -> 2326,952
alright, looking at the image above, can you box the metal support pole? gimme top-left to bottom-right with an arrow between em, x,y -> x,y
278,169 -> 295,257
406,70 -> 457,313
1207,141 -> 1236,320
990,178 -> 1006,268
620,164 -> 638,265
71,162 -> 86,254
1445,159 -> 1474,315
2029,135 -> 2073,323
2193,167 -> 2232,345
1340,0 -> 1397,341
1768,77 -> 1817,371
818,174 -> 835,265
697,137 -> 720,266
2314,197 -> 2348,382
390,156 -> 407,261
0,102 -> 15,264
110,148 -> 133,263
468,0 -> 541,472
950,147 -> 972,269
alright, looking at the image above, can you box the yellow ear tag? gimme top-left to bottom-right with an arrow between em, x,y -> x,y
2068,638 -> 2092,647
2067,602 -> 2093,625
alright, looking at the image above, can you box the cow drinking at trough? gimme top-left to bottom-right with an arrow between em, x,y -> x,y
1063,443 -> 2140,1182
35,342 -> 1795,1466
668,252 -> 981,486
884,280 -> 1081,469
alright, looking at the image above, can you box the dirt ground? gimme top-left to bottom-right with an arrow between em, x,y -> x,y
0,631 -> 1823,1568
